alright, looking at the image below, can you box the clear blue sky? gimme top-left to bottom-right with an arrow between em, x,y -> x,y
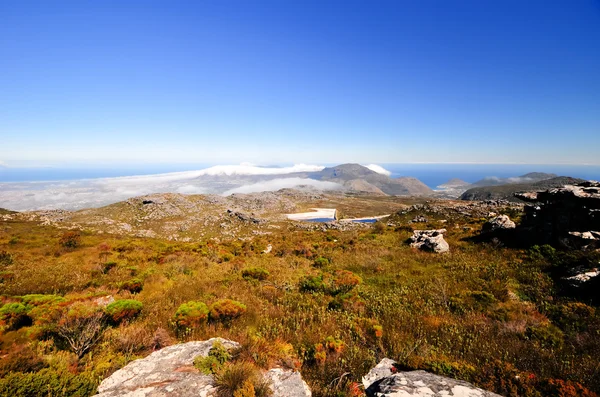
1,0 -> 599,167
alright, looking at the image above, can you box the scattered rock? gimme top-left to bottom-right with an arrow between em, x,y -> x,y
363,359 -> 502,397
411,215 -> 428,223
263,244 -> 273,254
566,269 -> 600,283
409,229 -> 449,253
92,295 -> 115,307
482,215 -> 516,233
95,338 -> 310,397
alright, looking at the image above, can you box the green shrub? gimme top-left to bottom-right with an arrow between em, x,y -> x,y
119,278 -> 144,293
299,275 -> 326,293
21,294 -> 65,306
242,267 -> 270,281
174,301 -> 209,328
102,261 -> 117,274
300,270 -> 362,296
0,302 -> 31,330
525,324 -> 564,348
550,302 -> 596,333
210,299 -> 247,322
313,257 -> 329,268
194,341 -> 231,374
0,368 -> 98,397
105,299 -> 143,323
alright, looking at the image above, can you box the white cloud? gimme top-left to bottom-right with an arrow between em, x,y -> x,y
222,178 -> 344,195
364,164 -> 392,176
0,160 -> 7,167
0,164 -> 333,211
176,185 -> 208,194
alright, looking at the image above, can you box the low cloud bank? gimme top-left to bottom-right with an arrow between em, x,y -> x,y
0,163 -> 334,211
364,164 -> 392,176
222,178 -> 344,195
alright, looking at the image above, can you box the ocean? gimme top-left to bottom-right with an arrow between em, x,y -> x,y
1,163 -> 599,189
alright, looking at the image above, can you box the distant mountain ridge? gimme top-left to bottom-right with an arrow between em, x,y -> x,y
309,164 -> 433,196
470,172 -> 558,187
460,176 -> 586,202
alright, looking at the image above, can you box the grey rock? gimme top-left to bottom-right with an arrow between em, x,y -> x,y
96,338 -> 310,397
411,215 -> 428,223
482,215 -> 516,233
266,368 -> 312,397
409,229 -> 449,253
363,359 -> 502,397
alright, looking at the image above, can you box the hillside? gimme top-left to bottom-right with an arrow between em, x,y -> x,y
460,176 -> 586,202
312,163 -> 433,196
1,192 -> 599,396
471,172 -> 558,187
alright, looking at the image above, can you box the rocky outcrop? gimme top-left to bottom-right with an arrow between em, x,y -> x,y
517,181 -> 600,247
363,358 -> 501,397
409,229 -> 449,253
482,215 -> 516,233
461,176 -> 585,202
95,338 -> 311,397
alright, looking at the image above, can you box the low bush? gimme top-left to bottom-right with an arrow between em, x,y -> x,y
242,267 -> 270,281
102,261 -> 118,274
0,368 -> 98,397
525,324 -> 564,348
210,299 -> 247,322
111,324 -> 152,355
194,340 -> 231,374
0,302 -> 32,330
313,257 -> 329,268
21,294 -> 65,306
174,301 -> 209,328
59,231 -> 81,249
213,361 -> 272,397
0,344 -> 47,376
299,270 -> 362,296
105,299 -> 143,323
56,302 -> 107,358
0,250 -> 13,266
119,278 -> 144,293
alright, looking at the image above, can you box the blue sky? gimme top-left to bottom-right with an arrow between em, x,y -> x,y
1,0 -> 599,167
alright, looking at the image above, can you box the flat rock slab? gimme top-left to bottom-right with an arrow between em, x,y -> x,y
364,359 -> 502,397
96,338 -> 311,397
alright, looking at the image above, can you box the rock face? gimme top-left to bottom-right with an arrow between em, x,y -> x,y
482,215 -> 516,233
409,229 -> 449,253
363,358 -> 502,397
517,181 -> 600,247
96,338 -> 311,397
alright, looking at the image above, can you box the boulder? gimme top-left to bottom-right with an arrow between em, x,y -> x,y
363,359 -> 502,397
482,215 -> 516,233
409,229 -> 449,253
411,215 -> 428,223
96,338 -> 311,397
518,181 -> 600,246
